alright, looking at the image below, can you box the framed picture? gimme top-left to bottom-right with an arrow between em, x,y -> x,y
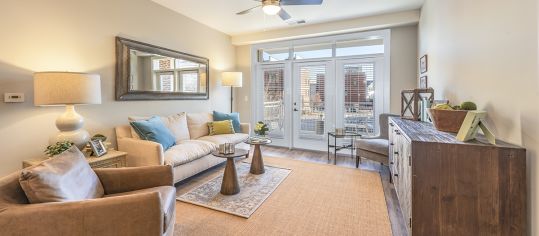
420,54 -> 428,73
89,139 -> 107,157
420,76 -> 428,88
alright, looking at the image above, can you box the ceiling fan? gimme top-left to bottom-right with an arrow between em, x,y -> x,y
236,0 -> 323,21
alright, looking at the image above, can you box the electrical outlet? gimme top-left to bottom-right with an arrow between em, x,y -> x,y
4,93 -> 24,103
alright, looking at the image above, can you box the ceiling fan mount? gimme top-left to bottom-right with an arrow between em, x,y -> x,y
236,0 -> 323,22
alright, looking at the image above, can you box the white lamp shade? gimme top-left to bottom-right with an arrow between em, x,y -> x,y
221,72 -> 243,87
34,72 -> 102,106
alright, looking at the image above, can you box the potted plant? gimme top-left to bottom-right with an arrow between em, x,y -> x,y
427,101 -> 477,133
254,121 -> 269,137
44,141 -> 74,157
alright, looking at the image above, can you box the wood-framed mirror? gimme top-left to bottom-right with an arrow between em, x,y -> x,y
115,37 -> 209,100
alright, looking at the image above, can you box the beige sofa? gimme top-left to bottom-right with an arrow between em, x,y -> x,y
116,112 -> 250,183
0,165 -> 176,236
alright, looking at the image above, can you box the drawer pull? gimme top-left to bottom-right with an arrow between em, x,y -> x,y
390,162 -> 394,164
394,174 -> 399,177
390,143 -> 394,145
394,151 -> 399,154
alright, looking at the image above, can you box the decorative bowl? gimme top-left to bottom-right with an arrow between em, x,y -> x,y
427,109 -> 468,133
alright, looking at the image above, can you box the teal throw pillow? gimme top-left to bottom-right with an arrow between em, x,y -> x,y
130,116 -> 175,150
213,111 -> 241,133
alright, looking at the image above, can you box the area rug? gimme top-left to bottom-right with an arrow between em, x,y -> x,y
176,162 -> 291,218
174,157 -> 391,236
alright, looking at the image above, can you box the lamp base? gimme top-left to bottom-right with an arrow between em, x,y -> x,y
50,105 -> 90,149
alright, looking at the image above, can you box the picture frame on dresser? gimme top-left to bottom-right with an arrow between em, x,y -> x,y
89,139 -> 107,157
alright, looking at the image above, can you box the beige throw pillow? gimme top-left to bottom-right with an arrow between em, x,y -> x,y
19,147 -> 104,204
187,112 -> 213,139
128,113 -> 191,142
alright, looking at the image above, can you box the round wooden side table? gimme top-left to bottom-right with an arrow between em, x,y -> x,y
245,138 -> 272,175
211,149 -> 250,195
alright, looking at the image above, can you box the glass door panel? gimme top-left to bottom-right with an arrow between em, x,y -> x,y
336,58 -> 383,136
263,68 -> 286,139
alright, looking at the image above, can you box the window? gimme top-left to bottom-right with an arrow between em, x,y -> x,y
263,68 -> 285,138
258,47 -> 290,62
343,63 -> 375,135
293,43 -> 332,59
180,71 -> 199,93
336,39 -> 384,57
158,73 -> 174,92
152,58 -> 174,70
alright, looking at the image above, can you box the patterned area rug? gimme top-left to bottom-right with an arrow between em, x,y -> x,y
176,162 -> 291,218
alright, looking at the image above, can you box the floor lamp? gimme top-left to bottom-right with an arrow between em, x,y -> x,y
34,72 -> 102,149
221,72 -> 243,113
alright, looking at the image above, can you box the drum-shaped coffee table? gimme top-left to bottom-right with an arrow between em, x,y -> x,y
245,138 -> 272,175
212,149 -> 250,195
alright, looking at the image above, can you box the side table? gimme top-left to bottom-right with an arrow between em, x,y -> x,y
327,132 -> 362,165
211,149 -> 250,195
245,138 -> 272,175
23,150 -> 128,169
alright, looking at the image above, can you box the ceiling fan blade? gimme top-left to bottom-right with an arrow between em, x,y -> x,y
280,0 -> 323,5
236,5 -> 261,15
278,8 -> 291,21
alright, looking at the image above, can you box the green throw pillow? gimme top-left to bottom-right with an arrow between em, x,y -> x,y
208,120 -> 235,135
213,111 -> 241,133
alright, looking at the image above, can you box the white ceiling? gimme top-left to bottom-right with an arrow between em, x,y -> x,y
152,0 -> 424,36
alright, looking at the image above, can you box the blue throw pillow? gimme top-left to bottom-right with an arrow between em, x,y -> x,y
213,111 -> 241,133
129,116 -> 175,150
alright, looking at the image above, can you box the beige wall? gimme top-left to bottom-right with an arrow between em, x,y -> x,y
418,0 -> 538,234
390,25 -> 419,113
234,25 -> 418,123
0,0 -> 235,176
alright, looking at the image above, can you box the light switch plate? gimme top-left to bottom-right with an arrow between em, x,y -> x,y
4,93 -> 24,103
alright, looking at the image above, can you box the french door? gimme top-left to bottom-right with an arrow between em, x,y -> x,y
255,56 -> 385,150
292,61 -> 333,150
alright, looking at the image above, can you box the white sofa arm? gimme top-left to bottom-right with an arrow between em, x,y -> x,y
117,138 -> 165,167
240,123 -> 251,134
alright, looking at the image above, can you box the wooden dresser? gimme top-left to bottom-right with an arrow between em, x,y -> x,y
388,117 -> 526,236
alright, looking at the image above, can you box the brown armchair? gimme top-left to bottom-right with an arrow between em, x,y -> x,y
0,165 -> 176,236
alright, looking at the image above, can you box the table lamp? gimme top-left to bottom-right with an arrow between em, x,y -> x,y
221,72 -> 243,113
34,72 -> 101,149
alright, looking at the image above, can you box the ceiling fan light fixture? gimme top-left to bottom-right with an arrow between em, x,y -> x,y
262,4 -> 281,15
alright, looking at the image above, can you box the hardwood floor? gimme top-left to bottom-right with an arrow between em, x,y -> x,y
175,145 -> 408,236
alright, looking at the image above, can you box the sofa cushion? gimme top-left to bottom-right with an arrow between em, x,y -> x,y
186,113 -> 213,139
130,116 -> 176,150
356,139 -> 389,156
105,186 -> 175,232
208,120 -> 235,135
164,140 -> 216,167
129,113 -> 190,142
19,147 -> 104,204
197,133 -> 249,145
213,111 -> 241,133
